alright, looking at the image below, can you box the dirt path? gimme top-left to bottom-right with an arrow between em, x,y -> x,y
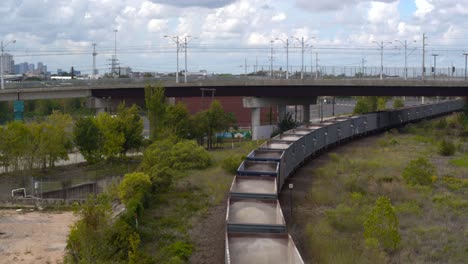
0,210 -> 76,264
189,196 -> 228,264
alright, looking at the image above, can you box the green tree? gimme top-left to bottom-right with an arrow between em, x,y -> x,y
73,117 -> 104,164
40,111 -> 73,168
145,84 -> 168,140
166,102 -> 191,138
118,172 -> 151,206
0,102 -> 12,124
95,112 -> 125,159
393,98 -> 405,108
402,157 -> 436,186
194,100 -> 235,149
364,196 -> 401,251
115,104 -> 144,155
0,121 -> 31,172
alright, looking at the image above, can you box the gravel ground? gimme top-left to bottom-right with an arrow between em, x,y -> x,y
0,209 -> 76,264
189,195 -> 228,264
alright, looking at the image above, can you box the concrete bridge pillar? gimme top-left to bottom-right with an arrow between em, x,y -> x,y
303,104 -> 310,123
243,96 -> 316,140
251,108 -> 261,140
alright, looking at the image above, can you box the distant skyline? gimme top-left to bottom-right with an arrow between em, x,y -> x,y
1,0 -> 468,75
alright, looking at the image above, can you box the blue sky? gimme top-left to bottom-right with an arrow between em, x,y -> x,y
1,0 -> 468,75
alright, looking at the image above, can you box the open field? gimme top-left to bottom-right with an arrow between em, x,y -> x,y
281,115 -> 467,264
0,210 -> 76,264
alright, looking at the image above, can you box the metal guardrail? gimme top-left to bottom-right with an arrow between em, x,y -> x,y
5,75 -> 468,90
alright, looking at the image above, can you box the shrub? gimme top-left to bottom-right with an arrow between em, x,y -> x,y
222,155 -> 244,174
438,139 -> 456,156
402,157 -> 436,186
393,98 -> 404,109
119,172 -> 152,206
364,196 -> 400,251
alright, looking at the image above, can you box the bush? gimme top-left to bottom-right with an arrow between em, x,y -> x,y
222,155 -> 244,174
402,157 -> 436,186
438,139 -> 456,156
393,98 -> 404,109
364,196 -> 400,251
119,172 -> 152,205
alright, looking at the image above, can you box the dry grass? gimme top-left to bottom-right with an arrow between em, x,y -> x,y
300,115 -> 468,264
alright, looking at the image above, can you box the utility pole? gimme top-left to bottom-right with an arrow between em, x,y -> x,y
275,38 -> 289,79
112,29 -> 118,76
373,40 -> 392,80
395,39 -> 416,80
315,52 -> 319,80
164,35 -> 181,83
422,33 -> 427,81
270,40 -> 274,79
361,58 -> 367,77
432,54 -> 438,80
182,36 -> 194,84
92,43 -> 97,79
292,36 -> 314,80
244,58 -> 247,75
1,39 -> 16,90
464,53 -> 468,81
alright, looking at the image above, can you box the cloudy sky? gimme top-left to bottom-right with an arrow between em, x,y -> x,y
1,0 -> 468,75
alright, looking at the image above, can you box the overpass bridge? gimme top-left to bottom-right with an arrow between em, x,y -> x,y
1,77 -> 466,139
0,78 -> 467,102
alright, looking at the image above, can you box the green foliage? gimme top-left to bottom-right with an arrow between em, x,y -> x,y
95,112 -> 125,158
221,154 -> 244,174
325,204 -> 365,232
115,103 -> 144,154
438,139 -> 456,156
73,117 -> 104,164
145,84 -> 168,140
119,172 -> 151,206
65,194 -> 148,264
363,196 -> 401,251
166,103 -> 191,138
0,112 -> 73,172
402,157 -> 436,186
160,242 -> 193,262
0,101 -> 12,124
441,175 -> 468,191
271,112 -> 297,137
193,100 -> 236,149
393,98 -> 405,109
449,155 -> 468,167
141,139 -> 211,190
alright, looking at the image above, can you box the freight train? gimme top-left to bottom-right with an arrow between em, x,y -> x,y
225,99 -> 465,264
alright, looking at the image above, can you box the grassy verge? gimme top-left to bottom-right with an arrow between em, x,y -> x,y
301,115 -> 467,264
138,140 -> 263,263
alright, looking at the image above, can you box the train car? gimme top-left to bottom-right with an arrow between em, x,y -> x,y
225,233 -> 304,264
229,175 -> 277,200
226,198 -> 287,233
225,99 -> 465,264
270,134 -> 306,170
283,128 -> 315,158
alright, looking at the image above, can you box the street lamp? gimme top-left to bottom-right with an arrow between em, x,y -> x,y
275,37 -> 289,80
164,35 -> 181,83
1,39 -> 16,90
373,40 -> 392,80
292,36 -> 314,80
394,39 -> 417,80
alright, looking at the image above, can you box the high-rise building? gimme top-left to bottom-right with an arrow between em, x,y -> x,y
28,63 -> 35,72
0,53 -> 14,74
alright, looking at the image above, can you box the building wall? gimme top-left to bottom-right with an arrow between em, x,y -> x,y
0,53 -> 14,74
175,96 -> 278,128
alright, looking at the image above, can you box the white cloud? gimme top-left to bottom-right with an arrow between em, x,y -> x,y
414,0 -> 434,19
272,12 -> 286,22
147,19 -> 168,32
